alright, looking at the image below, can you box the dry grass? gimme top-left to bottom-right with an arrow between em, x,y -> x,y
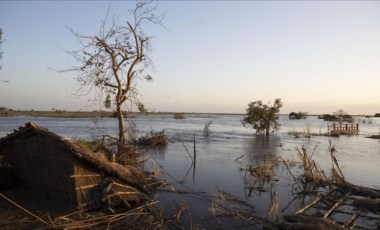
0,206 -> 44,230
138,130 -> 168,146
203,121 -> 213,137
296,146 -> 328,185
0,198 -> 164,230
208,189 -> 273,229
49,199 -> 164,230
265,183 -> 279,223
249,164 -> 275,182
241,160 -> 276,192
210,190 -> 252,220
288,130 -> 330,138
328,141 -> 346,184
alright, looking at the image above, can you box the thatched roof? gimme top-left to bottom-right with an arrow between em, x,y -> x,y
0,122 -> 152,194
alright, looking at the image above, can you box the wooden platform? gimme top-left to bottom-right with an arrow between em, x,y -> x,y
330,123 -> 359,136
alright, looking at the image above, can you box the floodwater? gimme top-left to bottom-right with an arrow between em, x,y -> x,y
1,114 -> 379,226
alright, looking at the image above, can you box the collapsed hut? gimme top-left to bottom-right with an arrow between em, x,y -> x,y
0,122 -> 155,210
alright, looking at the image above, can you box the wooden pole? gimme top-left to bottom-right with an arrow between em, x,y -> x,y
193,133 -> 197,182
193,133 -> 196,163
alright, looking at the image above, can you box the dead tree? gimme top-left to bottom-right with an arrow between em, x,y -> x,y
61,1 -> 163,154
0,28 -> 3,70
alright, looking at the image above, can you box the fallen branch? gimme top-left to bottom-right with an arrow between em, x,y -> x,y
282,158 -> 303,193
235,153 -> 247,161
323,192 -> 351,218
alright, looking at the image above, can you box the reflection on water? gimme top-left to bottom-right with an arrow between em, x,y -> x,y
244,135 -> 281,161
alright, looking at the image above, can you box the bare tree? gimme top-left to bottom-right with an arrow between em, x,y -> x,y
0,28 -> 3,70
61,1 -> 163,154
0,28 -> 9,83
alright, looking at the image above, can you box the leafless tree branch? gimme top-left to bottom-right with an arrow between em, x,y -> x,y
57,0 -> 163,154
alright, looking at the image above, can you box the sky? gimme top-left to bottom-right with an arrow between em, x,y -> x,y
0,1 -> 379,115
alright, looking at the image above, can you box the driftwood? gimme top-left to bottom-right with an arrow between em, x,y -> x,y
353,198 -> 380,213
338,180 -> 380,199
293,189 -> 336,215
281,143 -> 380,229
279,215 -> 348,230
323,192 -> 351,218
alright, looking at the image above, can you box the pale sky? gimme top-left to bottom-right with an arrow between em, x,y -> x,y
0,1 -> 379,115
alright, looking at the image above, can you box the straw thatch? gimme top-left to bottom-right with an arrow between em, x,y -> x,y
0,122 -> 155,210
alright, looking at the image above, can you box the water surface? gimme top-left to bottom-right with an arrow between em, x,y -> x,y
1,114 -> 379,225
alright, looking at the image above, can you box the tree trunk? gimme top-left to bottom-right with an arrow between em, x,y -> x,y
117,105 -> 126,154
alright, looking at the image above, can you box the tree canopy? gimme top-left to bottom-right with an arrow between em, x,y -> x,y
242,98 -> 282,136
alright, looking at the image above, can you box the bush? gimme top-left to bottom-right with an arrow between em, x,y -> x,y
289,111 -> 308,120
318,114 -> 338,121
203,121 -> 213,137
318,111 -> 354,123
173,112 -> 186,119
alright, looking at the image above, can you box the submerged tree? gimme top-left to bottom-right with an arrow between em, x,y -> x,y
289,111 -> 308,120
242,99 -> 282,136
333,109 -> 353,123
61,1 -> 163,154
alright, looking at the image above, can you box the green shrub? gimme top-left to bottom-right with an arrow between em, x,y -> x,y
242,98 -> 282,136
